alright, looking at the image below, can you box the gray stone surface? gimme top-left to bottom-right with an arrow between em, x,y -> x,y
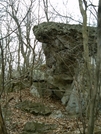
30,84 -> 40,98
33,69 -> 45,80
49,110 -> 64,119
30,81 -> 52,97
21,121 -> 57,134
33,22 -> 96,115
15,100 -> 52,115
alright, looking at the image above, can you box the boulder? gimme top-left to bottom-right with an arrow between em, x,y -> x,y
49,110 -> 64,119
33,22 -> 96,115
21,121 -> 57,134
15,100 -> 52,116
30,84 -> 40,98
30,81 -> 52,97
33,69 -> 45,80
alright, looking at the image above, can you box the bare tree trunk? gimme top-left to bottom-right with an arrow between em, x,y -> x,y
97,0 -> 101,92
78,0 -> 89,66
0,42 -> 8,134
78,0 -> 96,134
0,41 -> 5,96
0,106 -> 8,134
88,0 -> 101,133
43,0 -> 49,22
7,2 -> 33,74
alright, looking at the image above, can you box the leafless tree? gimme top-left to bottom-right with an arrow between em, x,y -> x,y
43,0 -> 49,22
0,41 -> 8,134
78,0 -> 101,134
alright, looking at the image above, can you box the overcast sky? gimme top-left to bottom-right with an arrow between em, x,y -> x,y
49,0 -> 98,25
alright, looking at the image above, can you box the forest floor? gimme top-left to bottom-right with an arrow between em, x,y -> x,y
1,88 -> 101,134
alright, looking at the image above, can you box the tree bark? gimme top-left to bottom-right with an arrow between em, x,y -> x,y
0,106 -> 8,134
0,42 -> 8,134
78,1 -> 96,134
88,1 -> 101,134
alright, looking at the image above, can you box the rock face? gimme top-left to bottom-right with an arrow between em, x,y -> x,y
33,22 -> 96,114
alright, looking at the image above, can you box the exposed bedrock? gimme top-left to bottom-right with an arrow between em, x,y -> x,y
33,22 -> 96,115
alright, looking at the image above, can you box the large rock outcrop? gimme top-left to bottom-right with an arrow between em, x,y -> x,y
33,22 -> 96,114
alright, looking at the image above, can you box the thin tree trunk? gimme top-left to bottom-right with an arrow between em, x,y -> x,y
86,0 -> 101,133
43,0 -> 49,22
88,0 -> 101,133
78,1 -> 96,133
0,42 -> 8,134
0,106 -> 8,134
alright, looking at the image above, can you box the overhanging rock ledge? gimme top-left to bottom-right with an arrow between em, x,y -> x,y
33,22 -> 96,115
